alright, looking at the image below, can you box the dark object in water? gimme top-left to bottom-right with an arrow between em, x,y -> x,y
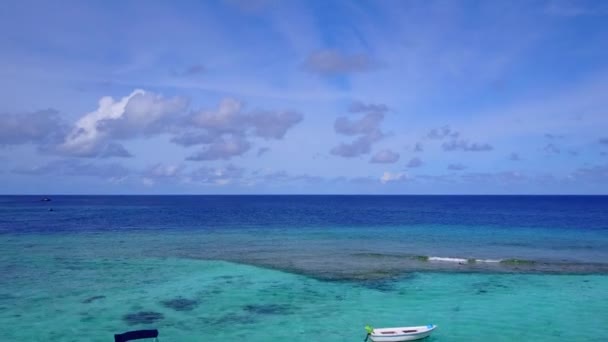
41,197 -> 51,202
48,208 -> 54,212
122,311 -> 164,325
114,329 -> 158,342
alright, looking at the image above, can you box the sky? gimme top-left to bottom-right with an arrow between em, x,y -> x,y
1,0 -> 608,194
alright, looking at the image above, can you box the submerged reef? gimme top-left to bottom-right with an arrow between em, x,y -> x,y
122,311 -> 164,325
243,304 -> 293,315
82,295 -> 105,304
207,313 -> 257,326
500,258 -> 536,265
160,297 -> 199,311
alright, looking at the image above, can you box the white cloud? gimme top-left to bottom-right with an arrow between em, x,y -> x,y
60,90 -> 143,156
191,98 -> 244,133
45,92 -> 302,161
189,164 -> 245,185
59,89 -> 188,157
180,98 -> 303,160
380,171 -> 407,184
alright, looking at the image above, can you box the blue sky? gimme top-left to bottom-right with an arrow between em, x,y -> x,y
1,0 -> 608,194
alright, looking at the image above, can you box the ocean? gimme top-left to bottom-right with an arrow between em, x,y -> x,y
1,195 -> 607,341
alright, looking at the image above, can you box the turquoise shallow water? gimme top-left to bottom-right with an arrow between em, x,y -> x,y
1,196 -> 608,341
1,232 -> 608,341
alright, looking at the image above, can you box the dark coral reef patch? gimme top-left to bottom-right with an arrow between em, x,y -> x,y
160,297 -> 199,312
122,311 -> 165,325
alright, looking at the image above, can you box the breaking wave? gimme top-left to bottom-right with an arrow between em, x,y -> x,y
427,256 -> 502,263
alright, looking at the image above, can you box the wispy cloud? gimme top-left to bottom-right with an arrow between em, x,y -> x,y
447,163 -> 467,171
509,152 -> 521,161
334,112 -> 384,136
442,139 -> 493,152
171,64 -> 206,77
349,101 -> 389,114
0,109 -> 67,147
543,143 -> 561,155
406,157 -> 423,168
545,0 -> 608,17
427,126 -> 459,140
331,131 -> 384,158
570,164 -> 608,182
302,49 -> 379,76
186,136 -> 251,161
2,0 -> 608,193
181,98 -> 303,160
331,103 -> 387,158
12,159 -> 130,179
256,147 -> 270,157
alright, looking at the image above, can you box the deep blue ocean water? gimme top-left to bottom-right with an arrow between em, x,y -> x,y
2,195 -> 608,232
2,195 -> 607,273
1,196 -> 608,341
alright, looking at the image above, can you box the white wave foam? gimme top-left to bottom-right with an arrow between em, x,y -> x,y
428,256 -> 502,263
477,259 -> 502,263
428,257 -> 467,263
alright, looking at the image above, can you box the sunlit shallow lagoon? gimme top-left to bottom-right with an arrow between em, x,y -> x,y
1,196 -> 607,341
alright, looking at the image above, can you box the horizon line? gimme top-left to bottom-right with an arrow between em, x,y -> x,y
2,194 -> 607,196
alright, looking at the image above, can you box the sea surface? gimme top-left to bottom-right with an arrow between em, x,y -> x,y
1,195 -> 607,341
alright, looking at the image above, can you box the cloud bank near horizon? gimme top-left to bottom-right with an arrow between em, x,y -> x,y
1,0 -> 608,194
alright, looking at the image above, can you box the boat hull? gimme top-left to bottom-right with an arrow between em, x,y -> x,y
369,325 -> 436,342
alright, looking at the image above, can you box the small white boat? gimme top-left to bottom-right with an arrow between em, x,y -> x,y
366,324 -> 436,342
